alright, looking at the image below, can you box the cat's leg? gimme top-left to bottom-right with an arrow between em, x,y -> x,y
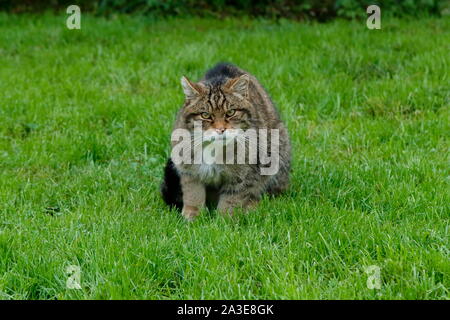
217,190 -> 260,215
266,167 -> 290,196
217,171 -> 268,215
180,175 -> 206,221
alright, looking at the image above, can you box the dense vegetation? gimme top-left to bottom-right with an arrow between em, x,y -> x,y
1,0 -> 446,19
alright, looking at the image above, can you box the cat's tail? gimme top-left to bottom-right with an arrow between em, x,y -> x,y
160,158 -> 183,210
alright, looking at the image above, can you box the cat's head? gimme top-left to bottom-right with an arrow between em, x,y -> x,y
179,74 -> 257,141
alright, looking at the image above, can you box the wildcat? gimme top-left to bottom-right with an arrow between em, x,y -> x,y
161,63 -> 291,220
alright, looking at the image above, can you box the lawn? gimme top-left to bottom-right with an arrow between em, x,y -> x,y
0,13 -> 448,300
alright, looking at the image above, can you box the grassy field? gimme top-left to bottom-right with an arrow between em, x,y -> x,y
0,13 -> 448,300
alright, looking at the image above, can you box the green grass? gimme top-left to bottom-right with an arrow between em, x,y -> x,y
0,13 -> 449,300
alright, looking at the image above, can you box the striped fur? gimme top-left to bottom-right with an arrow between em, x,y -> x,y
161,62 -> 291,220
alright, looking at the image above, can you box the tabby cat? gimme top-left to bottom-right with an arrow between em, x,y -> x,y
161,63 -> 291,220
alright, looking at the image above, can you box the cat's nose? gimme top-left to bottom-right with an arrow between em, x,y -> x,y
215,128 -> 226,134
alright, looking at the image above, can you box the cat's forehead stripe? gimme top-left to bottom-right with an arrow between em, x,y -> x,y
206,85 -> 228,111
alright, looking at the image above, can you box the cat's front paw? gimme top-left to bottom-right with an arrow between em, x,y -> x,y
182,205 -> 200,221
217,198 -> 259,216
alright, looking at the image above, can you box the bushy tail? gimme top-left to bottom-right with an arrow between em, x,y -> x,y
160,158 -> 183,210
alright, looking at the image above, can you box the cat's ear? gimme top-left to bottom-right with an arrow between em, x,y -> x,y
223,74 -> 249,99
181,76 -> 205,100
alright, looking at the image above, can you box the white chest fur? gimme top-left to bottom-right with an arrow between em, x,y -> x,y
196,163 -> 223,185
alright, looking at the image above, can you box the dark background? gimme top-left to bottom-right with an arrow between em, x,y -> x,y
0,0 -> 446,20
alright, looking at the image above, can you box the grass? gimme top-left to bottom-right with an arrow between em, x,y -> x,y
0,13 -> 448,300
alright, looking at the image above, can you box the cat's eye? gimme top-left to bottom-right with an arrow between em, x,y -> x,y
225,109 -> 236,117
200,112 -> 211,119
